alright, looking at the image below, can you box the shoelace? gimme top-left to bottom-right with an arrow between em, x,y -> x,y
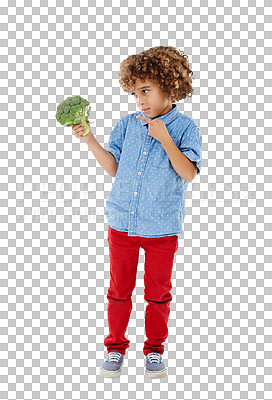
146,352 -> 161,363
107,352 -> 122,363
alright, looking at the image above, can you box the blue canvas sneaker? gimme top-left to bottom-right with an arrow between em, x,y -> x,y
145,352 -> 167,379
99,350 -> 125,378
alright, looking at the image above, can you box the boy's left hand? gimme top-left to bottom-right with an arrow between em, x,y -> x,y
136,116 -> 170,144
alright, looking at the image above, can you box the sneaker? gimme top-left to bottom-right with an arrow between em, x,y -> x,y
144,352 -> 167,379
99,350 -> 125,378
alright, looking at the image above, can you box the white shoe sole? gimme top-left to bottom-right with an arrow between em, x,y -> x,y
145,367 -> 167,379
99,359 -> 124,378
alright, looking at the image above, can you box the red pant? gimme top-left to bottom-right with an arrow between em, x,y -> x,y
104,225 -> 179,356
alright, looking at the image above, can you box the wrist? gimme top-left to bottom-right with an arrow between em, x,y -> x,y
160,133 -> 172,148
86,135 -> 95,146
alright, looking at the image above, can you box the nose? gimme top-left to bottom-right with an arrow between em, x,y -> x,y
137,95 -> 145,106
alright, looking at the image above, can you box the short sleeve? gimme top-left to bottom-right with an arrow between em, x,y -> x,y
105,119 -> 124,164
178,123 -> 202,175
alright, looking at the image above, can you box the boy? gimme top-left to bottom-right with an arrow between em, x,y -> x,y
72,46 -> 202,379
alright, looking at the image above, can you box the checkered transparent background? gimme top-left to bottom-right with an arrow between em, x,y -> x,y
1,0 -> 272,399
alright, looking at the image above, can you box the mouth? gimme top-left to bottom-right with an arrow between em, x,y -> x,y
142,108 -> 150,114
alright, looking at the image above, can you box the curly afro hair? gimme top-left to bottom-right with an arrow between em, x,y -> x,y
118,46 -> 195,103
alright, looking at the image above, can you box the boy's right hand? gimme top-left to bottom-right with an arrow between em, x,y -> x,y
72,117 -> 94,143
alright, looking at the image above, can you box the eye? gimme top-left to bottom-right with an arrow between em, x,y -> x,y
130,90 -> 149,96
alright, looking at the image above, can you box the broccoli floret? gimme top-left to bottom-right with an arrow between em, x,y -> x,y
55,95 -> 91,136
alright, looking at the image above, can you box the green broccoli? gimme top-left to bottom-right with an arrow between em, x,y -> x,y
55,95 -> 91,136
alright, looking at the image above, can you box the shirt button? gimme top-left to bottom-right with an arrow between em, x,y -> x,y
131,211 -> 135,214
143,152 -> 147,155
134,192 -> 137,196
138,171 -> 141,175
196,159 -> 200,161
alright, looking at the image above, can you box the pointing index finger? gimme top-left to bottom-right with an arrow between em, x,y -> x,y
136,115 -> 150,123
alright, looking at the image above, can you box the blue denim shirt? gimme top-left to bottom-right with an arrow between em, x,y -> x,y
105,104 -> 202,237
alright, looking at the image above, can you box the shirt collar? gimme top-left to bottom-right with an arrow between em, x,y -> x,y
138,103 -> 179,126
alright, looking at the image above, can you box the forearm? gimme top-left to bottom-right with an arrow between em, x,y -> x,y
86,136 -> 118,177
161,135 -> 197,182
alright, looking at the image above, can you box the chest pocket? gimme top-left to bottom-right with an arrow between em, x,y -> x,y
149,140 -> 170,169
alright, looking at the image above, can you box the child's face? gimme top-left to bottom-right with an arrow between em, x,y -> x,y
131,78 -> 173,119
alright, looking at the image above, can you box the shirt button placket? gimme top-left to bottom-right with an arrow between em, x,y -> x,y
128,131 -> 151,235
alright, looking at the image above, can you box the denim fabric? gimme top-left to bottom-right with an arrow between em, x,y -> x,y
105,104 -> 202,237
